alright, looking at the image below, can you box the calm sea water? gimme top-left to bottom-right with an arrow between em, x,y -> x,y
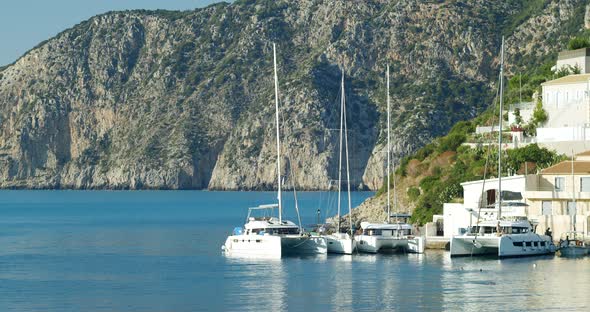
0,190 -> 589,312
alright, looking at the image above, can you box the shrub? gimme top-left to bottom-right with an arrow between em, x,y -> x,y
407,187 -> 420,202
568,37 -> 590,50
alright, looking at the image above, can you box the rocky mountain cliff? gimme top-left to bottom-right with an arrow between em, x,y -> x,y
0,0 -> 587,190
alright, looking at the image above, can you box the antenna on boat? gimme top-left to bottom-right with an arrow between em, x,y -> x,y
497,36 -> 505,220
386,64 -> 391,224
273,43 -> 282,223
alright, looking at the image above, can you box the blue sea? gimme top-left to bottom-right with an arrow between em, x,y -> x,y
0,190 -> 589,311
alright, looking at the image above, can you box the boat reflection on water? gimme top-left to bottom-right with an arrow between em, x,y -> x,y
331,255 -> 353,310
223,256 -> 286,311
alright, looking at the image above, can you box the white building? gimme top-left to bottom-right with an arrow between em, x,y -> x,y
556,48 -> 590,74
537,48 -> 590,144
443,175 -> 529,238
442,151 -> 590,241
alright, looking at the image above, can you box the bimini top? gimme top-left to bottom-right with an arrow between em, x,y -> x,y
475,219 -> 532,229
361,222 -> 412,230
244,217 -> 299,230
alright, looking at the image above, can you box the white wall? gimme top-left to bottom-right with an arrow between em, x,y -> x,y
537,127 -> 590,142
462,175 -> 527,210
542,81 -> 589,128
556,56 -> 589,74
443,203 -> 472,238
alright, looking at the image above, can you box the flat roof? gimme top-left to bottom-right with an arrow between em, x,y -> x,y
541,161 -> 590,175
557,47 -> 590,60
541,74 -> 590,86
460,175 -> 525,187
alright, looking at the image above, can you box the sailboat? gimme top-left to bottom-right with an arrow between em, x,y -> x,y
322,69 -> 357,255
222,44 -> 327,258
449,37 -> 556,258
558,152 -> 590,257
355,65 -> 425,254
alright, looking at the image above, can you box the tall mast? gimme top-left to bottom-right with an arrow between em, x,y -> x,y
337,69 -> 345,232
497,36 -> 505,220
343,72 -> 353,236
273,43 -> 282,222
572,150 -> 576,231
387,64 -> 391,223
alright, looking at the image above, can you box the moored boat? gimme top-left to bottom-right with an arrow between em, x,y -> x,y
450,218 -> 555,257
321,69 -> 357,255
222,44 -> 327,258
558,232 -> 590,257
449,37 -> 555,259
354,65 -> 424,255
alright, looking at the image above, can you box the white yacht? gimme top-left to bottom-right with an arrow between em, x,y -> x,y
356,215 -> 425,254
354,65 -> 424,254
450,217 -> 555,257
222,44 -> 327,258
450,37 -> 555,258
322,69 -> 356,255
223,205 -> 327,258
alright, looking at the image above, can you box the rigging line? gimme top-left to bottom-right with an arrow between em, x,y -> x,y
474,69 -> 502,243
278,106 -> 303,231
274,45 -> 302,231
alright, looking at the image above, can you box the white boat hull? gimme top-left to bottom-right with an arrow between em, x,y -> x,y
325,233 -> 356,254
223,234 -> 327,258
407,236 -> 426,254
355,235 -> 425,254
450,234 -> 555,258
281,235 -> 328,255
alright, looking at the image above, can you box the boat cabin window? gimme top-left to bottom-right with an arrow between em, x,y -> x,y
363,229 -> 382,236
510,227 -> 529,234
540,242 -> 546,247
525,242 -> 532,247
264,227 -> 299,235
513,242 -> 523,247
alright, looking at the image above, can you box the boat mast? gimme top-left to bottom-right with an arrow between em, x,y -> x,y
273,43 -> 282,223
572,150 -> 576,231
387,64 -> 391,224
337,69 -> 345,232
497,36 -> 505,220
343,71 -> 353,237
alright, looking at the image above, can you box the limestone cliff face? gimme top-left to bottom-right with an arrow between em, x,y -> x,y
0,0 -> 581,190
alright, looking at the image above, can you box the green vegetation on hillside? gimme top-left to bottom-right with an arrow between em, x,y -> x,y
567,29 -> 590,50
383,125 -> 565,225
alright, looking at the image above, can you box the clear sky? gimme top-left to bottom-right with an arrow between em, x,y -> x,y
0,0 -> 227,66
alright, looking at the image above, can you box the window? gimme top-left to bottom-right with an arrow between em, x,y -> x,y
526,242 -> 532,247
513,242 -> 523,247
581,177 -> 590,192
542,201 -> 552,216
541,242 -> 546,247
555,177 -> 565,192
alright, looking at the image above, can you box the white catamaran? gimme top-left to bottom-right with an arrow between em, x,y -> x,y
322,70 -> 357,255
450,37 -> 555,258
355,65 -> 424,254
222,44 -> 327,258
